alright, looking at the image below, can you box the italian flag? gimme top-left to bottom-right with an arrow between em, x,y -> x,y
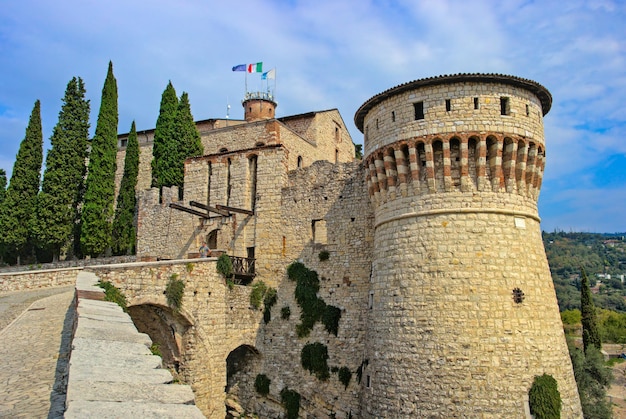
247,62 -> 263,73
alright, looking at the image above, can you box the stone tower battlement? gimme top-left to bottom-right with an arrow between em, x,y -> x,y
356,74 -> 582,418
356,74 -> 551,207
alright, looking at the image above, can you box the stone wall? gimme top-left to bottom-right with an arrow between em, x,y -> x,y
0,267 -> 81,292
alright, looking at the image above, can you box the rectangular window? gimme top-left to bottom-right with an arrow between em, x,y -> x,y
368,291 -> 374,309
445,99 -> 451,112
474,97 -> 479,110
366,375 -> 371,388
500,97 -> 510,115
414,101 -> 424,120
526,104 -> 530,116
391,111 -> 396,122
120,139 -> 128,147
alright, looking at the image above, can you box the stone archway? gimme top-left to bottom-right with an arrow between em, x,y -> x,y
126,303 -> 193,376
225,344 -> 262,417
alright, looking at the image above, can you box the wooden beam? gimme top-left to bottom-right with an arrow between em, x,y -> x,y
189,201 -> 230,216
216,204 -> 254,216
169,203 -> 211,218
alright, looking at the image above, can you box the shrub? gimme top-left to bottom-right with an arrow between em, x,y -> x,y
528,374 -> 562,419
98,280 -> 127,312
301,342 -> 330,381
150,343 -> 162,357
263,287 -> 278,324
318,250 -> 330,261
165,275 -> 185,311
216,253 -> 233,278
338,366 -> 352,389
286,261 -> 308,281
280,388 -> 300,419
250,281 -> 268,309
254,373 -> 271,396
281,306 -> 291,320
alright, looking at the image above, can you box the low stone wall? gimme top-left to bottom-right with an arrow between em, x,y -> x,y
65,271 -> 205,418
0,255 -> 136,274
0,267 -> 82,293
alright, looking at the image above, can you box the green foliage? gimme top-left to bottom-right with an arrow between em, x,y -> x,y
355,143 -> 363,160
165,274 -> 185,311
544,232 -> 626,312
33,77 -> 90,262
151,86 -> 203,198
185,262 -> 194,273
569,343 -> 613,418
287,261 -> 341,338
528,374 -> 561,419
151,81 -> 179,191
322,305 -> 341,336
254,373 -> 271,396
581,267 -> 602,352
561,309 -> 581,325
301,342 -> 330,381
281,306 -> 291,320
318,250 -> 329,261
0,169 -> 6,205
280,387 -> 300,419
216,254 -> 233,278
150,343 -> 162,357
0,100 -> 43,264
81,61 -> 118,257
598,308 -> 626,343
112,121 -> 139,256
263,287 -> 278,324
338,366 -> 352,389
98,280 -> 127,311
250,281 -> 267,309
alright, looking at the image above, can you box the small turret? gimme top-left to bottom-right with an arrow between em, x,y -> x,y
242,92 -> 277,122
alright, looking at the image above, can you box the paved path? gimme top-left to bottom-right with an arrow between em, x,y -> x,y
0,286 -> 75,418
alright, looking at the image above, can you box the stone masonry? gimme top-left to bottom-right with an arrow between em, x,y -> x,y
79,74 -> 584,418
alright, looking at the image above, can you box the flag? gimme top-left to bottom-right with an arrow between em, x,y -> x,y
247,62 -> 263,73
232,64 -> 246,72
262,68 -> 276,80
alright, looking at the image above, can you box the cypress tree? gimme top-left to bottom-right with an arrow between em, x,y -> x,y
33,77 -> 90,261
581,267 -> 601,352
0,100 -> 43,265
111,121 -> 139,256
151,81 -> 179,191
80,61 -> 118,257
174,92 -> 203,197
0,169 -> 6,204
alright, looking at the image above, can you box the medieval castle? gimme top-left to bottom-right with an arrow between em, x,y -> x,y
113,73 -> 583,418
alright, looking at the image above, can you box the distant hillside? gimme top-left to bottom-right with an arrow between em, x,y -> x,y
543,232 -> 626,312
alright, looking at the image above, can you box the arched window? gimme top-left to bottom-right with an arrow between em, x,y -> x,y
450,137 -> 461,189
297,156 -> 303,168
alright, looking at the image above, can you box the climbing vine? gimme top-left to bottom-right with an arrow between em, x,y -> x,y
287,261 -> 341,338
280,387 -> 301,419
254,373 -> 271,396
165,274 -> 185,312
301,342 -> 330,381
216,253 -> 233,278
338,366 -> 352,389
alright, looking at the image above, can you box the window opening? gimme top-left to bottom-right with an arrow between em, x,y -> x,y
368,291 -> 374,309
500,97 -> 510,115
366,375 -> 371,388
226,158 -> 232,206
120,139 -> 128,147
526,104 -> 530,116
391,111 -> 396,122
474,97 -> 479,109
297,156 -> 303,168
445,99 -> 451,112
248,155 -> 257,210
414,101 -> 424,120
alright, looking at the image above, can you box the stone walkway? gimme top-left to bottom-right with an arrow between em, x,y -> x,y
0,286 -> 75,418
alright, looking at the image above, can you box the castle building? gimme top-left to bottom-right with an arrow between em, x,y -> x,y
119,74 -> 582,418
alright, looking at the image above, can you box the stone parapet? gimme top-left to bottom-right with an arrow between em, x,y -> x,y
65,271 -> 205,418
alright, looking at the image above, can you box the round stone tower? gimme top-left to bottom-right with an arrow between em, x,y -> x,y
242,91 -> 277,122
355,74 -> 582,418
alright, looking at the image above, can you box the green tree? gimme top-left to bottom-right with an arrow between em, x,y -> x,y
174,91 -> 203,196
33,77 -> 90,261
111,121 -> 139,255
151,81 -> 179,191
80,61 -> 118,257
0,100 -> 43,265
581,267 -> 602,352
0,169 -> 6,204
569,344 -> 612,418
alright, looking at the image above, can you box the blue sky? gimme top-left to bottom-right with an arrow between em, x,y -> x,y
1,0 -> 625,233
